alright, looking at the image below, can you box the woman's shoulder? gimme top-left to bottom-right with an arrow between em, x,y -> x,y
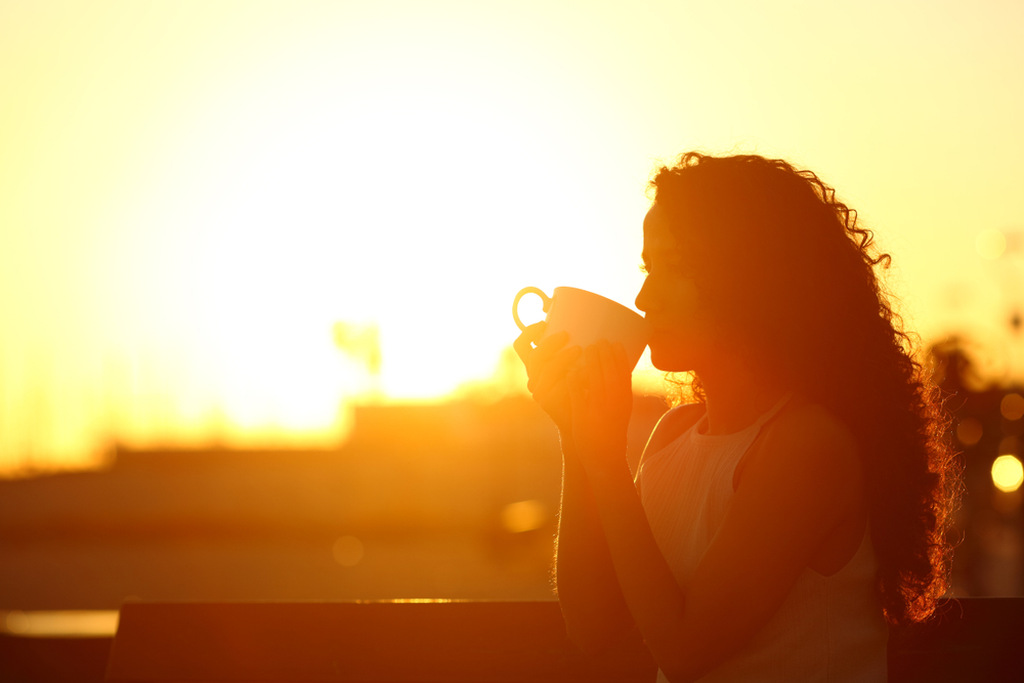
641,402 -> 705,458
738,396 -> 861,492
770,397 -> 857,450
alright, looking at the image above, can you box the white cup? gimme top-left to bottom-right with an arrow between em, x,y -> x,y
513,286 -> 651,370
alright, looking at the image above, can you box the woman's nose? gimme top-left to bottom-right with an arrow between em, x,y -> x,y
635,279 -> 655,313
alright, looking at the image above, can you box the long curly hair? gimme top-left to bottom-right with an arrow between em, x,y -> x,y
649,152 -> 960,626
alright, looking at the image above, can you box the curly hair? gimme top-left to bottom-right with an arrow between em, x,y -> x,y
649,152 -> 961,625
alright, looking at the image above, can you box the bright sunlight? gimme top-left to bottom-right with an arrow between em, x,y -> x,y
2,0 -> 1023,472
0,1 -> 643,472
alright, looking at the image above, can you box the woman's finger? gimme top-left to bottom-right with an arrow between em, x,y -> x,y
545,382 -> 571,412
531,345 -> 582,395
597,340 -> 616,369
523,331 -> 570,380
567,365 -> 587,404
583,344 -> 605,398
611,342 -> 628,371
531,330 -> 570,365
610,342 -> 631,393
512,322 -> 548,364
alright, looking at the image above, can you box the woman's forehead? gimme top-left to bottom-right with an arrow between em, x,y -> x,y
642,204 -> 681,252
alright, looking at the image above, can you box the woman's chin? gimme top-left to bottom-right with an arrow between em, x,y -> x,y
649,348 -> 691,373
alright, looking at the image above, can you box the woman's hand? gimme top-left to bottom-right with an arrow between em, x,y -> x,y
567,340 -> 633,479
513,322 -> 583,435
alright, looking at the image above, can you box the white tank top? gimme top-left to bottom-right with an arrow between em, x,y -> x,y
636,399 -> 888,682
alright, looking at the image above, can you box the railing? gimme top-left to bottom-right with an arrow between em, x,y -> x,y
3,598 -> 1022,682
104,600 -> 654,682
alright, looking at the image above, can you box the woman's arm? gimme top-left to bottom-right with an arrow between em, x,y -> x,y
555,444 -> 641,654
557,401 -> 704,656
569,343 -> 864,682
513,325 -> 643,654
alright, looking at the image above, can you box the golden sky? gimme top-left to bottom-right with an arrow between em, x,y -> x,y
1,0 -> 1022,472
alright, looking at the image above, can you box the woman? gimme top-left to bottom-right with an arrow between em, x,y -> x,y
513,152 -> 959,682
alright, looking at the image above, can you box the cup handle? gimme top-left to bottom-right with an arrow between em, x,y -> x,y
513,287 -> 552,331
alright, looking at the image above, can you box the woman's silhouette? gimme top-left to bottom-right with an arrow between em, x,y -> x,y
514,152 -> 959,682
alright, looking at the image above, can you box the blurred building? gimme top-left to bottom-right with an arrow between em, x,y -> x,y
2,367 -> 1022,615
0,395 -> 664,610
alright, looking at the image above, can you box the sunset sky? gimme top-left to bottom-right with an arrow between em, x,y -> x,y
2,0 -> 1022,472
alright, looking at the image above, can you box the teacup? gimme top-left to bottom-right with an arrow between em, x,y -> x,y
513,286 -> 651,370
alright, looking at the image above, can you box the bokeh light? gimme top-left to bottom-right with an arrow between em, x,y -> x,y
500,499 -> 549,534
2,610 -> 119,637
1000,393 -> 1024,421
331,535 -> 366,568
976,228 -> 1007,260
991,454 -> 1024,493
956,417 -> 984,447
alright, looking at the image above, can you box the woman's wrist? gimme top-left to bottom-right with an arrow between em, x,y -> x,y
582,454 -> 633,490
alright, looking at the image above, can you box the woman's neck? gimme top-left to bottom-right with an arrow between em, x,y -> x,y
697,361 -> 788,435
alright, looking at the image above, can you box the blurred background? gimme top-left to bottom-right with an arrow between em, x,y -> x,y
1,0 -> 1022,638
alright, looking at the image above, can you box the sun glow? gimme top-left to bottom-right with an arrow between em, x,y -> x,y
2,1 -> 1023,472
125,26 -> 585,407
0,1 -> 642,472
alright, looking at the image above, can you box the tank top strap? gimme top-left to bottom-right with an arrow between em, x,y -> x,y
749,392 -> 794,432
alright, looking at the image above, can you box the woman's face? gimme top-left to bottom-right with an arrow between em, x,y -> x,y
634,203 -> 716,372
